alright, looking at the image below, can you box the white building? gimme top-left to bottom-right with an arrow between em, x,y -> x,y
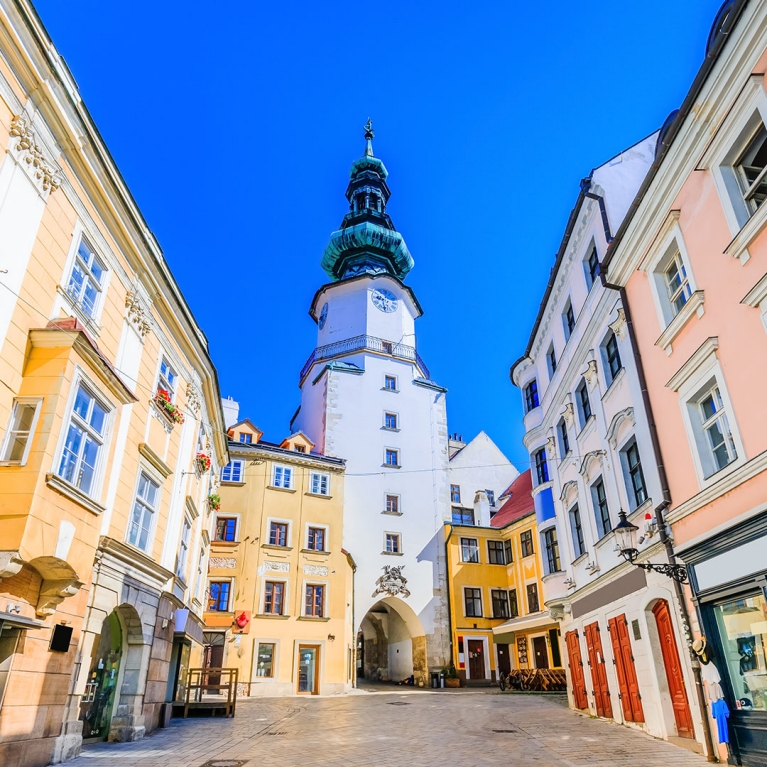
292,124 -> 451,683
510,133 -> 707,751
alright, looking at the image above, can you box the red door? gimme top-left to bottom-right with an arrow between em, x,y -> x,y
608,615 -> 644,723
653,600 -> 694,738
564,630 -> 588,710
583,621 -> 613,719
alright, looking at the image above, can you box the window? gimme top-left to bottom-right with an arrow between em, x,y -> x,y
384,375 -> 397,391
527,583 -> 540,613
544,528 -> 561,573
460,537 -> 479,563
736,122 -> 767,214
66,236 -> 105,318
603,331 -> 622,384
569,505 -> 585,558
176,516 -> 192,579
491,589 -> 510,618
385,449 -> 399,467
382,341 -> 393,354
584,243 -> 600,290
385,533 -> 401,554
307,527 -> 325,551
487,540 -> 505,565
256,643 -> 275,677
269,521 -> 288,547
384,412 -> 398,430
385,494 -> 400,514
239,432 -> 252,444
546,345 -> 557,377
664,251 -> 692,316
557,419 -> 570,459
576,380 -> 592,427
591,477 -> 611,538
486,489 -> 495,506
194,548 -> 205,602
452,509 -> 475,525
524,380 -> 540,412
57,383 -> 108,496
294,444 -> 306,453
520,530 -> 534,557
221,460 -> 244,483
126,472 -> 158,551
534,448 -> 549,485
273,465 -> 293,488
157,357 -> 177,401
305,584 -> 325,617
263,581 -> 284,615
464,588 -> 482,617
695,384 -> 737,476
563,300 -> 576,340
310,472 -> 330,496
0,400 -> 40,464
508,589 -> 519,618
622,439 -> 648,509
208,581 -> 231,612
450,484 -> 461,503
503,539 -> 513,564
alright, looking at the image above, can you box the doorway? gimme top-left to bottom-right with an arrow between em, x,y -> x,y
653,600 -> 694,738
496,643 -> 511,679
298,645 -> 320,694
467,640 -> 485,680
532,636 -> 549,669
202,632 -> 226,693
583,621 -> 613,719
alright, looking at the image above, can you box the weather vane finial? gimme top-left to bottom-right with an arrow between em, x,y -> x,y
364,118 -> 374,156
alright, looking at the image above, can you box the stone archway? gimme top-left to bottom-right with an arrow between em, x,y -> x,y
358,597 -> 427,685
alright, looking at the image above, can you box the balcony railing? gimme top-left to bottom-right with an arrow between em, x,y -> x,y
300,334 -> 430,382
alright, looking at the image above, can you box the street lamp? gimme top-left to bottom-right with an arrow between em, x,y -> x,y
614,510 -> 688,583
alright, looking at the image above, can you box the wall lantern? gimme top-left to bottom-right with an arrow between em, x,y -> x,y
614,510 -> 688,583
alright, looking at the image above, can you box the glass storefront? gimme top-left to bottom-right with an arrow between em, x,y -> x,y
297,645 -> 319,694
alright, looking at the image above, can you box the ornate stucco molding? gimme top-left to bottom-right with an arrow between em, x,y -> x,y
125,289 -> 152,339
304,565 -> 329,577
581,358 -> 598,390
606,407 -> 636,449
608,307 -> 628,340
186,383 -> 202,416
9,115 -> 62,195
373,565 -> 410,598
545,435 -> 557,460
36,577 -> 83,617
560,399 -> 575,428
209,557 -> 237,569
0,551 -> 24,580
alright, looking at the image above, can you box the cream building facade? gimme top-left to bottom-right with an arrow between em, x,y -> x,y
0,3 -> 227,765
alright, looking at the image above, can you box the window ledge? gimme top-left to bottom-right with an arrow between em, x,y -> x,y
267,485 -> 296,493
0,460 -> 24,468
261,544 -> 293,551
297,616 -> 330,622
220,481 -> 246,487
381,427 -> 401,432
572,552 -> 589,567
381,388 -> 400,393
654,291 -> 705,355
724,203 -> 767,264
382,510 -> 403,516
576,415 -> 596,442
211,540 -> 240,548
56,284 -> 103,337
628,498 -> 654,519
460,559 -> 480,565
256,613 -> 290,619
594,530 -> 616,551
382,464 -> 402,469
300,548 -> 330,556
542,571 -> 564,583
382,551 -> 404,556
601,367 -> 626,401
45,473 -> 106,516
305,492 -> 332,500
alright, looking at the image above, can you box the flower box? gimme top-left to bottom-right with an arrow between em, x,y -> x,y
207,493 -> 221,512
154,389 -> 184,424
196,452 -> 211,473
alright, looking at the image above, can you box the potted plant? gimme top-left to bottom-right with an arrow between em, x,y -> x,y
207,493 -> 221,512
196,452 -> 211,473
154,388 -> 185,424
445,664 -> 460,688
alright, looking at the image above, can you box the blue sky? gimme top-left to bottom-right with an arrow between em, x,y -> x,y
35,0 -> 723,471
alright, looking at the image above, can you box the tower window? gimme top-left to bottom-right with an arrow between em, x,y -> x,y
534,448 -> 549,485
384,375 -> 398,391
524,380 -> 539,412
385,449 -> 400,467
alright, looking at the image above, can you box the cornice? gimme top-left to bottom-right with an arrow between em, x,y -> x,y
741,272 -> 767,308
665,337 -> 719,391
96,536 -> 174,589
138,442 -> 173,479
654,290 -> 705,354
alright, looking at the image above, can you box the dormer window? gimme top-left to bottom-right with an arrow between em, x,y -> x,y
294,445 -> 306,453
239,433 -> 252,444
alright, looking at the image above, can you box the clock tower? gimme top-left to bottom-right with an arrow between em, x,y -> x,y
292,122 -> 451,684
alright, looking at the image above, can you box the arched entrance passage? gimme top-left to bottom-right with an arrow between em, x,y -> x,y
358,597 -> 427,685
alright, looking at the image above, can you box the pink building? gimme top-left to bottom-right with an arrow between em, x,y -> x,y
603,2 -> 767,763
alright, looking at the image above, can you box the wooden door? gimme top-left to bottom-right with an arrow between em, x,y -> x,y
653,600 -> 694,738
204,643 -> 224,691
496,643 -> 511,678
584,621 -> 613,719
608,615 -> 644,723
468,640 -> 485,679
565,630 -> 588,710
532,636 -> 549,669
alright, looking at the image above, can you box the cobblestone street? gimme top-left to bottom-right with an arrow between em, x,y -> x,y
68,691 -> 709,767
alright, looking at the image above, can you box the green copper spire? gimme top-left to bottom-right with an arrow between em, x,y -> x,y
320,121 -> 414,282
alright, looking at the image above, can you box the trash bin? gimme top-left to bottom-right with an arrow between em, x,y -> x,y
431,672 -> 440,688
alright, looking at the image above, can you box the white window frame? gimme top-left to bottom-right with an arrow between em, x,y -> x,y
126,466 -> 163,553
260,577 -> 288,616
583,240 -> 600,291
176,514 -> 192,580
460,537 -> 480,563
384,447 -> 400,468
0,398 -> 42,465
208,577 -> 234,612
600,329 -> 623,388
618,435 -> 649,512
309,471 -> 330,496
52,370 -> 113,501
266,517 -> 292,548
546,344 -> 557,379
272,463 -> 293,489
301,579 -> 328,618
384,493 -> 401,514
383,374 -> 398,392
384,531 -> 402,555
304,522 -> 329,552
157,355 -> 178,401
383,411 -> 399,430
193,547 -> 206,602
220,459 -> 244,483
562,298 -> 576,342
462,587 -> 484,619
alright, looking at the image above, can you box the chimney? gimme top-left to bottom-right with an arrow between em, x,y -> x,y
474,490 -> 490,527
221,396 -> 240,429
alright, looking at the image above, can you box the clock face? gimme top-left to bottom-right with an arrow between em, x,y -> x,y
318,302 -> 329,330
372,288 -> 398,313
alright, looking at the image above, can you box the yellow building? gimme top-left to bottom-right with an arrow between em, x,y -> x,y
0,4 -> 227,765
445,471 -> 562,683
197,411 -> 353,696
